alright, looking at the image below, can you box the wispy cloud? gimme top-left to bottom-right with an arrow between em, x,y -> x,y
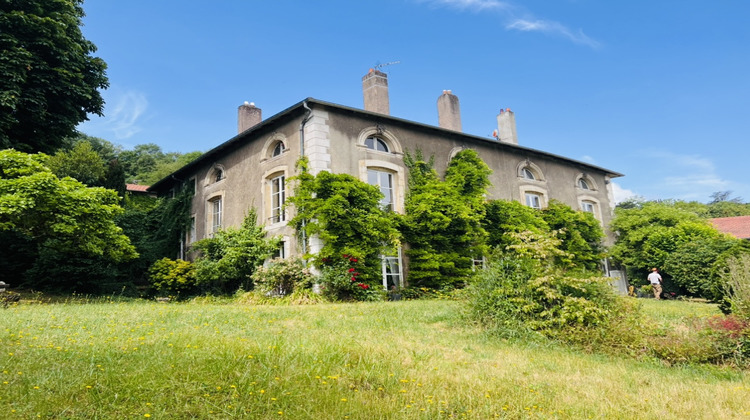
420,0 -> 511,12
642,151 -> 731,201
506,19 -> 600,49
416,0 -> 600,48
79,87 -> 148,141
104,89 -> 148,139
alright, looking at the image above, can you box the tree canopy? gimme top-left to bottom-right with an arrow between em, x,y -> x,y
610,200 -> 742,299
0,0 -> 108,153
0,149 -> 136,262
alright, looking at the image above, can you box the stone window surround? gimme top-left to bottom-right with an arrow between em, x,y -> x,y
261,132 -> 289,162
263,165 -> 289,228
356,126 -> 403,156
206,192 -> 224,237
359,159 -> 405,214
576,173 -> 598,191
520,185 -> 548,209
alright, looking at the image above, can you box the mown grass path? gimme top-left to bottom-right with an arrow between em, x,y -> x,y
1,299 -> 749,418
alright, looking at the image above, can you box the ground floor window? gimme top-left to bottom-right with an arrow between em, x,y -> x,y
525,192 -> 542,209
381,247 -> 403,291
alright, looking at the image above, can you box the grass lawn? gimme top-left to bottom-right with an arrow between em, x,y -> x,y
1,298 -> 749,419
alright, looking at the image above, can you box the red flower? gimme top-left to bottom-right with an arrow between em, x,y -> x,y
350,258 -> 358,263
350,277 -> 357,282
342,254 -> 350,259
357,283 -> 369,290
348,268 -> 356,273
353,272 -> 360,276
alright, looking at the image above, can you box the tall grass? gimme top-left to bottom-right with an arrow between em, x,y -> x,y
2,300 -> 749,418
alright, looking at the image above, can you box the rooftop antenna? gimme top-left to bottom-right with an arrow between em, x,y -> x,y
373,60 -> 401,72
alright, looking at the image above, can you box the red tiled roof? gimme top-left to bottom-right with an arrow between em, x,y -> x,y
711,216 -> 750,239
126,183 -> 150,192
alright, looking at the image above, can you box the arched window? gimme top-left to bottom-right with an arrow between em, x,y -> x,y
365,136 -> 389,152
213,168 -> 225,183
578,178 -> 590,190
522,168 -> 536,180
272,141 -> 285,157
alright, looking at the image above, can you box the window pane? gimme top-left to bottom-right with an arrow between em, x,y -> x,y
271,175 -> 285,223
365,137 -> 389,152
367,169 -> 393,211
211,198 -> 222,233
522,168 -> 535,180
525,193 -> 541,209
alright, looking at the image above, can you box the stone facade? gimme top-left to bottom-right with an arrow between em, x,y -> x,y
150,75 -> 622,286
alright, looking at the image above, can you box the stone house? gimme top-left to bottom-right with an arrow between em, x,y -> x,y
149,69 -> 622,289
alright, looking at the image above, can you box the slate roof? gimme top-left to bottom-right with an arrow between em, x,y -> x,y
711,216 -> 750,239
148,97 -> 623,193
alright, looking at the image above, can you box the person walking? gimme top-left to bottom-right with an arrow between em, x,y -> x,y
648,268 -> 662,300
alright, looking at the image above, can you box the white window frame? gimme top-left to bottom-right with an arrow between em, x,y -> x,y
367,169 -> 394,211
360,160 -> 405,213
270,174 -> 286,223
525,192 -> 543,210
381,247 -> 403,290
209,196 -> 222,234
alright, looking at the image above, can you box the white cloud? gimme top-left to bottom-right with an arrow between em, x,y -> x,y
611,182 -> 638,204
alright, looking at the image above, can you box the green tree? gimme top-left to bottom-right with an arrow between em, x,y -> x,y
610,201 -> 733,298
0,149 -> 136,290
664,236 -> 738,300
47,140 -> 106,186
402,149 -> 490,289
0,0 -> 108,153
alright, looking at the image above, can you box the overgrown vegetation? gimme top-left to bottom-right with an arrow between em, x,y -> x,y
191,209 -> 279,294
402,149 -> 490,289
288,157 -> 400,291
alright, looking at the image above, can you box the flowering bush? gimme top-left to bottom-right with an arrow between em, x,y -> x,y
316,254 -> 383,301
251,257 -> 314,297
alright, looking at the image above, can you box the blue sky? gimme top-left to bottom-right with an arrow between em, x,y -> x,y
77,0 -> 750,204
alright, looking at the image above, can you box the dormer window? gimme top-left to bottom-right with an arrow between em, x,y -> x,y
272,141 -> 285,157
365,137 -> 389,152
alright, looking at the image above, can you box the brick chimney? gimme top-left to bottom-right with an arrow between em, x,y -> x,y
496,108 -> 518,144
238,101 -> 261,133
362,69 -> 389,115
437,90 -> 462,132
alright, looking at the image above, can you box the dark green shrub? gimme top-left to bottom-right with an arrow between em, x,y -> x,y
148,258 -> 197,297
